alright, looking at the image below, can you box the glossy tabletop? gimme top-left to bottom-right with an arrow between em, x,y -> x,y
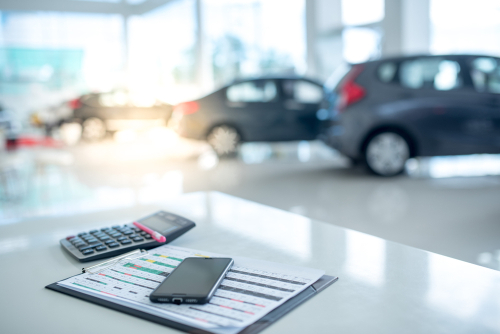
1,191 -> 500,334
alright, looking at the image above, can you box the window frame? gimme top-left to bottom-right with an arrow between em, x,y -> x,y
397,56 -> 465,91
467,56 -> 500,95
281,79 -> 323,104
225,79 -> 280,104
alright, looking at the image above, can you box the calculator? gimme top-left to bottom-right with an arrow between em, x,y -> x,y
60,211 -> 196,262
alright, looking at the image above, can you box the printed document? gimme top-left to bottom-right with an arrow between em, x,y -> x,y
58,245 -> 324,334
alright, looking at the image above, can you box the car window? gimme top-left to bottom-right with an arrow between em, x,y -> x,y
470,57 -> 500,94
377,62 -> 397,83
99,91 -> 129,107
282,80 -> 323,103
226,80 -> 277,102
400,58 -> 462,90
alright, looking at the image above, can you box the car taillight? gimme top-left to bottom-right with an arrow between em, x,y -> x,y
174,101 -> 199,115
68,98 -> 81,110
337,65 -> 365,113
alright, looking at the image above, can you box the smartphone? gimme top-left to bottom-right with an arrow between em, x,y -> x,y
150,257 -> 234,304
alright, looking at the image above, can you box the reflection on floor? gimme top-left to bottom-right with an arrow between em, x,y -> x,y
1,131 -> 500,272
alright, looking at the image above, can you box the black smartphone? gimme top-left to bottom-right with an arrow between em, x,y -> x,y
150,257 -> 234,304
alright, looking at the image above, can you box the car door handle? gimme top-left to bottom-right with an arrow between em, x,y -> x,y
226,101 -> 247,108
284,100 -> 305,110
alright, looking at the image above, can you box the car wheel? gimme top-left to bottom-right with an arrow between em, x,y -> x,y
207,125 -> 240,156
82,117 -> 106,141
364,131 -> 410,176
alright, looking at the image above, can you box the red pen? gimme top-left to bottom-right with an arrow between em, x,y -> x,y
133,221 -> 166,243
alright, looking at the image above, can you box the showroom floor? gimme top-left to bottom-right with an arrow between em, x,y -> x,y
1,131 -> 500,271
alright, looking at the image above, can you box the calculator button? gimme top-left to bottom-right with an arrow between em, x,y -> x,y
81,242 -> 102,249
144,234 -> 152,239
95,245 -> 107,252
132,227 -> 141,233
70,238 -> 82,243
108,242 -> 120,248
129,234 -> 138,239
112,225 -> 121,229
117,236 -> 127,241
73,242 -> 86,248
66,236 -> 75,240
98,236 -> 110,241
120,239 -> 132,245
100,227 -> 111,232
79,245 -> 94,251
77,232 -> 88,237
132,237 -> 144,242
87,238 -> 99,244
89,230 -> 99,234
105,240 -> 115,245
82,249 -> 94,255
122,230 -> 133,235
72,240 -> 85,246
140,231 -> 148,236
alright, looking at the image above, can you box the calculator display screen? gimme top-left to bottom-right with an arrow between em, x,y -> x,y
140,215 -> 178,234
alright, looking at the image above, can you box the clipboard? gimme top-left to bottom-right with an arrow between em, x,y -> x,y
46,275 -> 337,334
45,248 -> 338,334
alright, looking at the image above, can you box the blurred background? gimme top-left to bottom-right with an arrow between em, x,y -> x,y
1,0 -> 500,271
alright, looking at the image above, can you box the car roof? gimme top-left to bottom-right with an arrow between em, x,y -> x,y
353,54 -> 500,66
224,75 -> 322,87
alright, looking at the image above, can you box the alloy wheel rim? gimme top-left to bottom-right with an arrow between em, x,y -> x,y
208,126 -> 239,155
366,132 -> 409,175
82,118 -> 106,140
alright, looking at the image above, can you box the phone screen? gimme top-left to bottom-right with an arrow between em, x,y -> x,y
153,257 -> 233,297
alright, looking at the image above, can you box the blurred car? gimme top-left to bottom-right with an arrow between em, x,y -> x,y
171,76 -> 324,155
319,54 -> 500,176
0,105 -> 22,149
70,90 -> 173,140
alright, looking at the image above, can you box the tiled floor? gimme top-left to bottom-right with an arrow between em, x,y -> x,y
1,131 -> 500,271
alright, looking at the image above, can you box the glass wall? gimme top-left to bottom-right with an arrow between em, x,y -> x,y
340,0 -> 383,65
0,11 -> 124,112
203,0 -> 306,89
128,0 -> 196,104
431,0 -> 500,56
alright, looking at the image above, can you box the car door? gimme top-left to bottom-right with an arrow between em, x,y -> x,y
224,79 -> 283,141
281,79 -> 324,140
463,56 -> 500,153
398,56 -> 491,156
97,90 -> 132,130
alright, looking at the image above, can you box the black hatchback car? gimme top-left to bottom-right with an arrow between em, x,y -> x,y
319,54 -> 500,176
172,76 -> 324,155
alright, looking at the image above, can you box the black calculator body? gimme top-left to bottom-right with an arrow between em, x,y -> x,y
60,211 -> 196,262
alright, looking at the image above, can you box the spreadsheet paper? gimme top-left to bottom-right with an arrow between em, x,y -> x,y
58,245 -> 325,334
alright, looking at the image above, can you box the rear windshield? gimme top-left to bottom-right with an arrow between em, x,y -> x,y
324,63 -> 352,92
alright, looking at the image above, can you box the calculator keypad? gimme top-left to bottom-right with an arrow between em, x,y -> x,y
61,211 -> 196,262
69,224 -> 154,257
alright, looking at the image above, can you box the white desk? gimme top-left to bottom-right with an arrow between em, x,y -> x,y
1,192 -> 500,333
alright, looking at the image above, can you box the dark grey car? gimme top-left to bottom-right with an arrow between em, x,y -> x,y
172,76 -> 324,155
319,55 -> 500,176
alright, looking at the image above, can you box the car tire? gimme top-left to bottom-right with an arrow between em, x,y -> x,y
207,125 -> 240,156
364,131 -> 410,176
82,117 -> 106,141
